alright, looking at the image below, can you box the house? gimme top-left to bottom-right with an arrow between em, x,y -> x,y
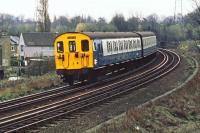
19,32 -> 56,58
18,32 -> 57,65
0,36 -> 19,67
10,36 -> 20,66
0,36 -> 11,66
10,36 -> 20,57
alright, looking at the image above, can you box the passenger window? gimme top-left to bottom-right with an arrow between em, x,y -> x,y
98,42 -> 103,52
57,41 -> 64,53
81,40 -> 89,52
69,41 -> 76,52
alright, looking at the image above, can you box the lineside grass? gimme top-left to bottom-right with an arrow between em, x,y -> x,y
94,42 -> 200,133
0,72 -> 62,101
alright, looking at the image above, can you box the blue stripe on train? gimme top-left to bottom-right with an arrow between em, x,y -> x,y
94,50 -> 142,68
143,46 -> 157,57
93,45 -> 157,68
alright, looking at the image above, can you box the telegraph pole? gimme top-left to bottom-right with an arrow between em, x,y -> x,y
174,0 -> 183,23
181,0 -> 183,23
174,0 -> 177,22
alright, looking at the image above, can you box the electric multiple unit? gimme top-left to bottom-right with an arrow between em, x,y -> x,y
54,32 -> 157,85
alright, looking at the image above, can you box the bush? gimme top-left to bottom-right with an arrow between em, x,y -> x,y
0,72 -> 62,101
25,57 -> 55,76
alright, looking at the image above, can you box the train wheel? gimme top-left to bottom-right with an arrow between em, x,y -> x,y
79,74 -> 85,83
88,71 -> 97,83
68,75 -> 74,86
62,77 -> 68,83
62,75 -> 74,86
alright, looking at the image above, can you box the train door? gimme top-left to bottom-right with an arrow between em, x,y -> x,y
81,40 -> 90,68
98,42 -> 103,57
55,39 -> 77,69
93,40 -> 102,66
56,41 -> 67,68
68,39 -> 89,69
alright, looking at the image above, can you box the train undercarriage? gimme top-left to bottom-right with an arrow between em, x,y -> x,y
57,52 -> 157,86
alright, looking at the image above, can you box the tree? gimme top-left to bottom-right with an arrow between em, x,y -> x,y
98,17 -> 106,24
75,22 -> 117,32
111,14 -> 127,31
75,23 -> 87,32
162,16 -> 175,26
168,24 -> 185,41
141,14 -> 161,40
36,0 -> 51,32
193,0 -> 200,24
187,0 -> 200,39
142,14 -> 159,31
127,16 -> 140,31
97,17 -> 106,31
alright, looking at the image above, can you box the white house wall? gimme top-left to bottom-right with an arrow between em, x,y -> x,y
24,47 -> 53,58
18,33 -> 25,57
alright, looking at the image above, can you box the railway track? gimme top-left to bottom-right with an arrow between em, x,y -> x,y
0,49 -> 180,133
0,52 -> 157,114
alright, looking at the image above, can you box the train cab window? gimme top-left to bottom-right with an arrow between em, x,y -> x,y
69,41 -> 76,52
81,40 -> 89,52
57,41 -> 64,53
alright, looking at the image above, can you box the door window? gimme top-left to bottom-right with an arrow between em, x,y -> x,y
81,40 -> 89,52
69,41 -> 76,52
57,41 -> 64,53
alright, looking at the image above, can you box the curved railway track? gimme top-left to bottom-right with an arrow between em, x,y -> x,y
0,53 -> 157,113
0,49 -> 180,133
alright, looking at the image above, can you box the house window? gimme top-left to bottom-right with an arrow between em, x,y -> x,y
21,45 -> 24,52
11,46 -> 15,51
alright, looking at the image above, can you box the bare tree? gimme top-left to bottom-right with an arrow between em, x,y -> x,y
36,0 -> 51,32
192,0 -> 200,40
192,0 -> 200,24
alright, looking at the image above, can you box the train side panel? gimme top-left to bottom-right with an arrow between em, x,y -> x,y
142,36 -> 157,57
93,37 -> 142,68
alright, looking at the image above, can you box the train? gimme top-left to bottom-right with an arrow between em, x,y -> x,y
54,32 -> 157,85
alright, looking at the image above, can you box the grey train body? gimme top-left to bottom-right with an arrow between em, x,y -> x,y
82,32 -> 157,68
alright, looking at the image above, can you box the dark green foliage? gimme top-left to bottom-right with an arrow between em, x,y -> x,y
111,14 -> 128,31
25,57 -> 55,76
10,57 -> 18,66
0,14 -> 35,35
127,16 -> 140,31
1,5 -> 200,43
0,46 -> 2,66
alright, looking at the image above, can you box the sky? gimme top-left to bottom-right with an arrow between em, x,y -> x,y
0,0 -> 194,21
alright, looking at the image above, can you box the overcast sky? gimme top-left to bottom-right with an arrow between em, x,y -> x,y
0,0 -> 194,21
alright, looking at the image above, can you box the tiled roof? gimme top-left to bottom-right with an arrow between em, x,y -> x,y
22,32 -> 57,47
10,36 -> 19,45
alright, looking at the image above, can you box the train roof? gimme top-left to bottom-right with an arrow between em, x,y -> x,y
135,32 -> 155,37
83,32 -> 155,39
83,32 -> 139,39
55,32 -> 155,40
